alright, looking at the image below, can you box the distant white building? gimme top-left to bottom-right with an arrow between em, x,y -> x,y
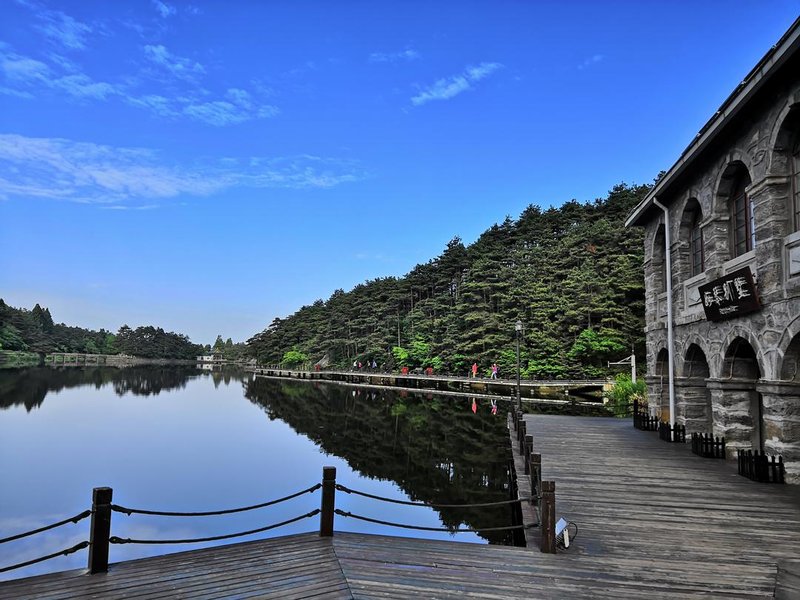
197,352 -> 223,363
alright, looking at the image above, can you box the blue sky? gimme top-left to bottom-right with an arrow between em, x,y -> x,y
1,1 -> 799,345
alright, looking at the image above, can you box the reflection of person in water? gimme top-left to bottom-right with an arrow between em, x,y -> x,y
471,398 -> 477,413
491,399 -> 498,415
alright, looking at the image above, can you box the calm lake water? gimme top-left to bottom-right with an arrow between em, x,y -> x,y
0,366 -> 514,581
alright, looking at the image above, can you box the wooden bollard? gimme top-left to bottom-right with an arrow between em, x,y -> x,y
529,453 -> 541,498
320,466 -> 336,537
524,434 -> 534,474
88,487 -> 113,574
540,481 -> 556,554
518,421 -> 527,454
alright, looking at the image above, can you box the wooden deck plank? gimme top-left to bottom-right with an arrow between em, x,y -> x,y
2,414 -> 799,598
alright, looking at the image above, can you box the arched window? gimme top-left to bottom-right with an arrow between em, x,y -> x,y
689,208 -> 704,276
730,174 -> 754,257
653,225 -> 667,294
793,130 -> 800,231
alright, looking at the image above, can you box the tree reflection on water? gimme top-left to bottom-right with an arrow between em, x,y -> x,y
0,367 -> 516,544
244,378 -> 516,544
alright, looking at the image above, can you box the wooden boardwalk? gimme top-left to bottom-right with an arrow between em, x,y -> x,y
523,414 -> 800,596
250,367 -> 609,403
3,414 -> 800,598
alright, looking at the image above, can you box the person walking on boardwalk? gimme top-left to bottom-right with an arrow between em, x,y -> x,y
491,363 -> 498,379
471,362 -> 478,378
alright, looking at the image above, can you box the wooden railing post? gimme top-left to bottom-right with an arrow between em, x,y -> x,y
524,434 -> 533,474
529,453 -> 541,499
540,481 -> 556,554
88,487 -> 113,574
320,466 -> 336,537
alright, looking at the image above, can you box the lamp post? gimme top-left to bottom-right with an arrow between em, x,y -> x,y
515,320 -> 522,410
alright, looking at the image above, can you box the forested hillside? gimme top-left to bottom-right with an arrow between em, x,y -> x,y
0,300 -> 205,360
247,183 -> 649,379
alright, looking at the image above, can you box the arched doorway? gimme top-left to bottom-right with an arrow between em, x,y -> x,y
721,337 -> 763,452
678,344 -> 711,434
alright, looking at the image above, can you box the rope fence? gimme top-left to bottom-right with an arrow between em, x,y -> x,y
0,481 -> 323,576
335,484 -> 522,509
110,484 -> 321,517
334,510 -> 537,533
109,510 -> 321,545
1,464 -> 549,579
0,541 -> 90,575
0,510 -> 91,545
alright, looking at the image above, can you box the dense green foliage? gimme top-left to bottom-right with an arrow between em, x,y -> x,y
0,299 -> 205,359
606,373 -> 648,417
248,183 -> 648,378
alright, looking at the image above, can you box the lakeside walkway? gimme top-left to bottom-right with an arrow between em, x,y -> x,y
3,414 -> 800,598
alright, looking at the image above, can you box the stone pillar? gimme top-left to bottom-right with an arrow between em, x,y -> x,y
706,378 -> 759,459
749,176 -> 791,304
756,380 -> 800,484
644,375 -> 663,419
674,376 -> 711,434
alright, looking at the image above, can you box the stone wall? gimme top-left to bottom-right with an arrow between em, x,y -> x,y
641,69 -> 800,483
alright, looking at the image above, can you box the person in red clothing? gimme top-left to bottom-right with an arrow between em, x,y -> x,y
471,362 -> 478,378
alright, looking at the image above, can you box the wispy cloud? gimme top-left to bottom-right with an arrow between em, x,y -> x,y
369,49 -> 420,63
151,0 -> 176,18
0,134 -> 365,204
15,0 -> 93,51
144,44 -> 204,81
0,44 -> 277,126
578,54 -> 604,70
0,49 -> 123,100
411,62 -> 503,106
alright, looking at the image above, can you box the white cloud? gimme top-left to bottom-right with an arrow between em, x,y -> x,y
1,49 -> 123,100
37,10 -> 92,50
53,74 -> 121,100
1,53 -> 51,83
151,0 -> 176,18
0,45 -> 276,126
0,134 -> 365,204
14,0 -> 93,51
143,44 -> 205,80
578,54 -> 604,70
369,49 -> 420,63
411,61 -> 503,106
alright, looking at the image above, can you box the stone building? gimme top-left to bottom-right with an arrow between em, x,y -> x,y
626,17 -> 800,483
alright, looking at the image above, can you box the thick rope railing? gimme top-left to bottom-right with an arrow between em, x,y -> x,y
0,510 -> 91,545
334,509 -> 538,533
334,484 -> 522,509
109,509 -> 320,545
0,541 -> 90,575
110,484 -> 321,517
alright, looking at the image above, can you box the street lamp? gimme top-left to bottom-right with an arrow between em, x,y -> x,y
515,320 -> 523,410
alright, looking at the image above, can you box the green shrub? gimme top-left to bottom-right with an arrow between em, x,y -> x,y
606,373 -> 646,417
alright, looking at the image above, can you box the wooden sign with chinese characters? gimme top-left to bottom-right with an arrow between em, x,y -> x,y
699,266 -> 761,322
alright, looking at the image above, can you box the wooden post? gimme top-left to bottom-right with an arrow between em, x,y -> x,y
320,466 -> 336,537
540,481 -> 556,554
529,453 -> 541,499
88,487 -> 113,574
524,434 -> 533,474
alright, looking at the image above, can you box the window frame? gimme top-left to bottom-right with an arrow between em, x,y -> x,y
730,176 -> 754,257
792,131 -> 800,232
689,210 -> 704,277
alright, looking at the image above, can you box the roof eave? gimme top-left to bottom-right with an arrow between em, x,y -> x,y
625,16 -> 800,228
